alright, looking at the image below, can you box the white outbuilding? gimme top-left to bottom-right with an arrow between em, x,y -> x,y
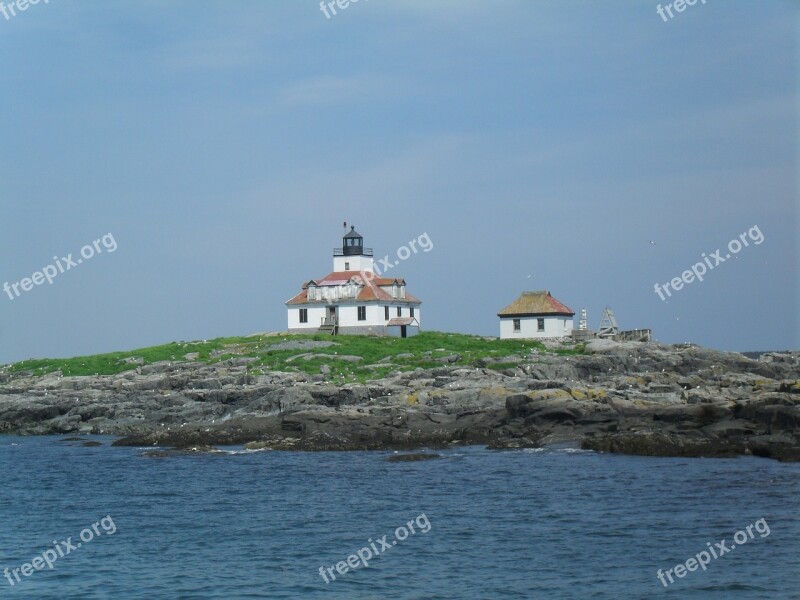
286,227 -> 422,337
497,291 -> 575,340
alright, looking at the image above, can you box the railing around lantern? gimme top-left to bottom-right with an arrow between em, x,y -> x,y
333,248 -> 373,256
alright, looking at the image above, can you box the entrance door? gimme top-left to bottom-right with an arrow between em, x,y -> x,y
400,325 -> 407,338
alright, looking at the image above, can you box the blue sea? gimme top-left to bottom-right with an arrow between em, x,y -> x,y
0,437 -> 798,599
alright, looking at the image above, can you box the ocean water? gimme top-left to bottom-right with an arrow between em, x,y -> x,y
0,437 -> 798,599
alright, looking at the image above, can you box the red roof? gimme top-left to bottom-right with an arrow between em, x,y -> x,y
286,271 -> 420,305
298,272 -> 407,289
286,289 -> 309,305
313,271 -> 405,287
497,291 -> 574,317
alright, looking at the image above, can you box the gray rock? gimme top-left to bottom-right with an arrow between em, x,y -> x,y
0,341 -> 797,461
436,354 -> 461,364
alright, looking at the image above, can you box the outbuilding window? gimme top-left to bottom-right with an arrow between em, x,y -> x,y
537,318 -> 545,331
357,306 -> 367,321
513,319 -> 520,332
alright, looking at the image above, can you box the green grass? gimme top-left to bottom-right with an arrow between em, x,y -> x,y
1,332 -> 585,383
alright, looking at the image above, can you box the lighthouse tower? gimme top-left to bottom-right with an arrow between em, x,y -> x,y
333,226 -> 374,273
285,226 -> 422,337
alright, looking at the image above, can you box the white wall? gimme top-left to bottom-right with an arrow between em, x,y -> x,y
337,303 -> 420,327
288,303 -> 421,330
287,306 -> 327,330
380,304 -> 420,326
499,316 -> 573,339
333,255 -> 374,273
337,303 -> 371,327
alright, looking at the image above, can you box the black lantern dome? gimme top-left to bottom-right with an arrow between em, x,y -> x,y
342,226 -> 364,256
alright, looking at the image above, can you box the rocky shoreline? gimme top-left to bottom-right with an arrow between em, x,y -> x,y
1,340 -> 798,461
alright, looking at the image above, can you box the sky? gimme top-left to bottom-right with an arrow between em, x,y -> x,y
0,0 -> 797,364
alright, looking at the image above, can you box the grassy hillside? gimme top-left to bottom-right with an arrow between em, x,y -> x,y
1,332 -> 585,383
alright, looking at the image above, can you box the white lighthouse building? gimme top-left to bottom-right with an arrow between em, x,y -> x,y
285,227 -> 422,337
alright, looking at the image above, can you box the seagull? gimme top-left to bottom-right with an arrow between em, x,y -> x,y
650,240 -> 656,245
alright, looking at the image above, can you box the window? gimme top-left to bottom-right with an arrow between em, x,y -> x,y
385,306 -> 390,320
410,307 -> 415,318
513,319 -> 521,332
396,307 -> 402,317
357,306 -> 366,321
537,318 -> 545,331
344,262 -> 350,270
299,309 -> 308,324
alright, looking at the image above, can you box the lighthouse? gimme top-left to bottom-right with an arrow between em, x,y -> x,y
286,227 -> 422,337
333,226 -> 374,273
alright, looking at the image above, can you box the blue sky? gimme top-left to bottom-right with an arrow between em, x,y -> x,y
0,0 -> 797,364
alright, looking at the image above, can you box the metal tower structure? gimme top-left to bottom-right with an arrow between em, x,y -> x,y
596,307 -> 619,339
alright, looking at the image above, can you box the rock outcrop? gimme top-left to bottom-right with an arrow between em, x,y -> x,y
0,340 -> 797,461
